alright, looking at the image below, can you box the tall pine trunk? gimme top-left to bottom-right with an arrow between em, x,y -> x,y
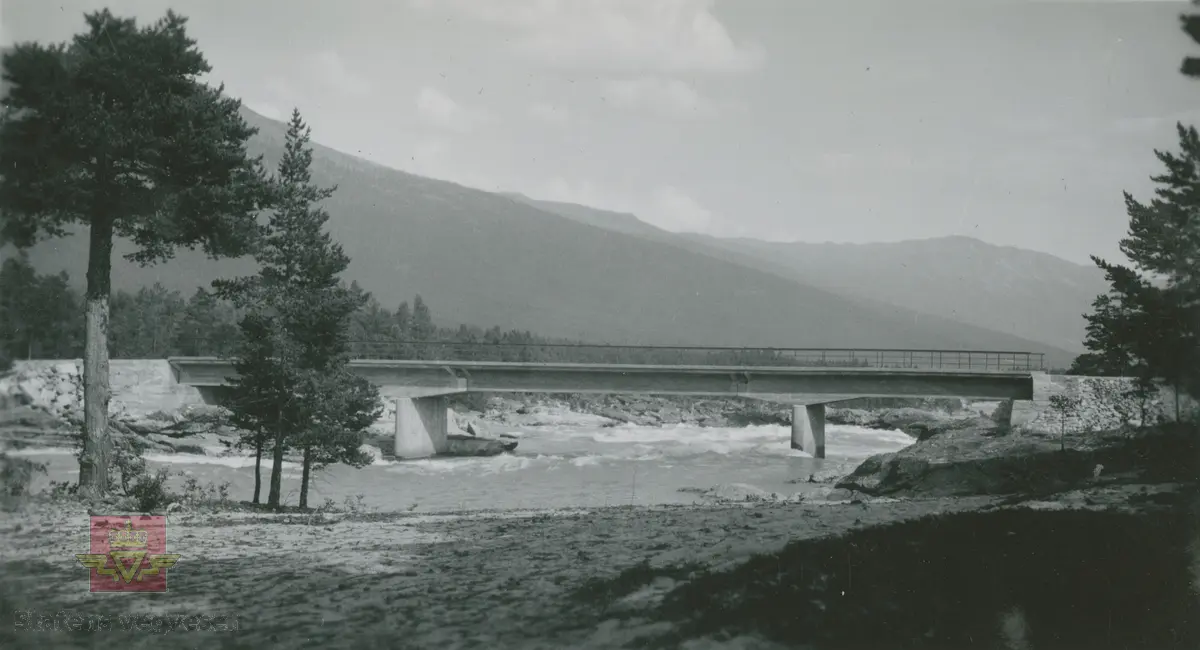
267,429 -> 286,508
299,445 -> 312,510
252,437 -> 264,504
78,216 -> 114,498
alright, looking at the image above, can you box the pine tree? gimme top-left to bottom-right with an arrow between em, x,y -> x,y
350,295 -> 397,358
215,109 -> 380,508
1080,124 -> 1200,416
395,301 -> 412,337
219,313 -> 299,505
294,367 -> 380,509
36,271 -> 84,358
174,288 -> 240,357
394,301 -> 412,358
0,10 -> 272,497
0,255 -> 83,360
0,254 -> 39,360
411,294 -> 435,358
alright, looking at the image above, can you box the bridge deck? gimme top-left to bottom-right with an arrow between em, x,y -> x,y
169,357 -> 1036,401
177,340 -> 1047,371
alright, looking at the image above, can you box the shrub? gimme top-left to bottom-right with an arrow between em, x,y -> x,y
128,467 -> 174,512
1048,393 -> 1084,451
111,440 -> 149,495
991,399 -> 1014,425
179,475 -> 231,510
46,480 -> 78,500
0,453 -> 47,497
462,391 -> 493,413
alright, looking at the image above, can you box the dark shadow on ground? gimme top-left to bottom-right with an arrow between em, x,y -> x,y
627,504 -> 1199,650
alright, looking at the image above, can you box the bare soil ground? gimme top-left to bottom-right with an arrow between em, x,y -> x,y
1,482 -> 1191,650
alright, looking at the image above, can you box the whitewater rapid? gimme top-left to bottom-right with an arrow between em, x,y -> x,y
13,422 -> 913,512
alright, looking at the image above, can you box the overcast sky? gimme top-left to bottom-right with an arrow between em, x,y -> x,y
4,0 -> 1199,265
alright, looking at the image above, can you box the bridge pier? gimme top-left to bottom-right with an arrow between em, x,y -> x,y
395,396 -> 450,459
791,404 -> 826,459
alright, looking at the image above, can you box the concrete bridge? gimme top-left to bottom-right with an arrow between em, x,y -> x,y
168,345 -> 1040,460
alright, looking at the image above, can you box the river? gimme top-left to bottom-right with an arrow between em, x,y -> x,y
11,419 -> 913,512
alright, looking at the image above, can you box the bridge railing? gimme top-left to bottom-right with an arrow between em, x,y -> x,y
176,339 -> 1045,371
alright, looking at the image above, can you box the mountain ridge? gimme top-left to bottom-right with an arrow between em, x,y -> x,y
506,197 -> 1104,354
11,105 -> 1081,367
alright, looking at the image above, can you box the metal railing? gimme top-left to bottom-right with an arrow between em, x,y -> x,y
175,339 -> 1045,371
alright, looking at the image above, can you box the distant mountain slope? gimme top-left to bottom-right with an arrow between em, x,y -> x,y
14,106 -> 1077,366
681,234 -> 1106,354
510,197 -> 1103,354
501,193 -> 667,239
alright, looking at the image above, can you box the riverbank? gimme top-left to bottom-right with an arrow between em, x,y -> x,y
1,478 -> 1194,649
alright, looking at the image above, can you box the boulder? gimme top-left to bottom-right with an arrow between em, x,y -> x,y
364,433 -> 393,451
830,415 -> 1145,498
596,407 -> 653,426
359,444 -> 385,464
121,417 -> 172,436
442,434 -> 518,457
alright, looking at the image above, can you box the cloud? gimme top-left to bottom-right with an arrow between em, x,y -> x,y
403,137 -> 452,176
603,77 -> 718,119
411,0 -> 764,73
416,86 -> 494,133
537,178 -> 715,233
647,185 -> 714,232
414,138 -> 450,163
311,50 -> 371,97
1105,110 -> 1200,135
815,151 -> 923,174
528,101 -> 571,125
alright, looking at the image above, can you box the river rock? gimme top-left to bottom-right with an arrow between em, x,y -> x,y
144,433 -> 206,455
698,483 -> 774,502
359,444 -> 385,463
443,434 -> 518,456
596,407 -> 653,426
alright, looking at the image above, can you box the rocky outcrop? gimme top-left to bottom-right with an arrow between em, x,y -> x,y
444,434 -> 519,456
825,406 -> 980,439
442,409 -> 518,457
466,394 -> 796,429
835,411 -> 1197,498
1,362 -> 241,456
457,393 -> 982,436
0,362 -> 83,422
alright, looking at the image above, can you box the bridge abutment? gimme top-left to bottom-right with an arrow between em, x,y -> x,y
395,396 -> 450,459
791,404 -> 826,459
